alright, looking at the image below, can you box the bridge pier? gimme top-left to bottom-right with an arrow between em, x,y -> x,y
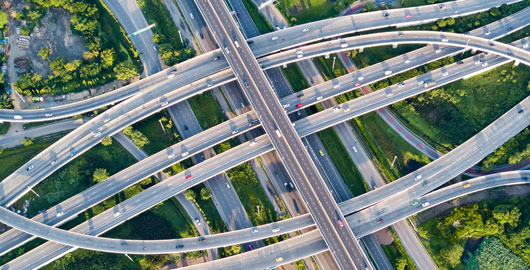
283,64 -> 287,68
325,53 -> 330,59
471,49 -> 477,54
359,47 -> 364,53
514,60 -> 520,66
392,43 -> 398,49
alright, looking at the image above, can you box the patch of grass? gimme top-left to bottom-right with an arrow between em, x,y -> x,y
0,122 -> 9,135
242,0 -> 273,34
317,128 -> 367,196
133,111 -> 181,155
191,183 -> 227,234
188,91 -> 227,130
137,0 -> 183,48
0,137 -> 56,180
281,64 -> 309,92
357,112 -> 430,179
275,0 -> 348,25
312,54 -> 348,80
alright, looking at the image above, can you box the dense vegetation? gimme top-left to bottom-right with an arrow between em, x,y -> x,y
419,196 -> 530,269
137,0 -> 195,66
275,0 -> 356,25
14,0 -> 140,96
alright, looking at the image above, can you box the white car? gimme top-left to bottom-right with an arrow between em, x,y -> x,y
234,40 -> 240,48
272,36 -> 278,41
167,152 -> 175,158
189,13 -> 194,19
249,139 -> 257,146
297,54 -> 303,58
333,106 -> 341,112
272,228 -> 280,233
283,104 -> 290,108
182,151 -> 189,157
442,70 -> 448,76
93,130 -> 101,137
422,202 -> 430,207
302,28 -> 309,32
296,49 -> 303,55
316,96 -> 323,100
384,70 -> 392,75
414,175 -> 422,181
352,146 -> 358,153
57,210 -> 64,217
114,211 -> 120,217
398,82 -> 405,88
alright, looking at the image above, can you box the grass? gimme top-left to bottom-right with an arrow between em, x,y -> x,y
133,111 -> 181,155
0,137 -> 56,180
356,112 -> 430,179
312,54 -> 348,80
188,91 -> 227,130
136,0 -> 183,49
275,0 -> 343,25
317,128 -> 367,196
0,122 -> 8,135
191,183 -> 227,234
241,0 -> 273,34
281,64 -> 309,92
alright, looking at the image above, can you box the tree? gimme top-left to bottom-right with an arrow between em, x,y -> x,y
0,11 -> 7,29
93,168 -> 109,183
152,33 -> 166,44
101,137 -> 112,146
27,10 -> 42,21
21,137 -> 33,146
200,187 -> 212,200
114,61 -> 138,80
184,189 -> 196,201
464,237 -> 527,270
440,245 -> 464,268
0,146 -> 3,156
100,49 -> 115,68
38,47 -> 50,60
493,205 -> 521,227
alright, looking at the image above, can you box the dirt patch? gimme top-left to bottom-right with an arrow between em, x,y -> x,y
374,227 -> 394,245
28,7 -> 86,77
415,185 -> 530,225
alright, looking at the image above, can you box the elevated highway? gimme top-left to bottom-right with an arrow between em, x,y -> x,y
0,0 -> 518,123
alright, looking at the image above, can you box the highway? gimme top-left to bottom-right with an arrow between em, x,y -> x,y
0,0 -> 517,122
3,31 -> 530,259
196,0 -> 370,268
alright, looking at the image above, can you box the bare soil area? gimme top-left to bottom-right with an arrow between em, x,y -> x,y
374,227 -> 394,245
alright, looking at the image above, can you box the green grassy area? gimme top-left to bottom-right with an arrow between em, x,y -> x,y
381,228 -> 418,270
191,183 -> 227,234
356,112 -> 430,179
137,0 -> 183,48
0,137 -> 56,180
133,111 -> 181,155
227,163 -> 279,226
312,54 -> 348,80
317,128 -> 367,196
280,64 -> 309,92
0,122 -> 8,135
242,0 -> 273,34
275,0 -> 353,25
188,91 -> 227,130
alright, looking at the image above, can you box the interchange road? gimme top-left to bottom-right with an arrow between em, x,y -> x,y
0,0 -> 518,122
2,30 -> 530,264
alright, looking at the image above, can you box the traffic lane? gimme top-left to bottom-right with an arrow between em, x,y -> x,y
393,221 -> 437,269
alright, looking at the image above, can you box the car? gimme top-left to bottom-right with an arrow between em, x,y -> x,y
167,152 -> 175,158
337,219 -> 344,227
411,200 -> 419,206
249,139 -> 257,146
251,228 -> 259,233
384,70 -> 392,75
398,82 -> 405,88
457,60 -> 464,65
198,237 -> 206,242
343,106 -> 351,112
463,183 -> 471,188
200,32 -> 204,39
195,218 -> 201,225
405,59 -> 411,64
354,82 -> 362,87
442,70 -> 448,77
176,244 -> 184,248
247,40 -> 254,45
161,100 -> 169,106
26,165 -> 34,171
382,12 -> 389,17
248,244 -> 254,250
296,103 -> 303,108
485,29 -> 491,36
352,146 -> 358,152
386,89 -> 393,97
182,151 -> 189,157
50,159 -> 58,165
283,103 -> 290,108
439,4 -> 445,9
377,218 -> 383,224
357,76 -> 364,81
14,115 -> 23,120
422,202 -> 430,207
482,61 -> 488,67
275,25 -> 280,30
518,108 -> 524,114
317,96 -> 323,100
232,129 -> 238,135
45,113 -> 53,117
93,130 -> 101,137
333,106 -> 341,112
214,56 -> 220,61
302,28 -> 309,32
297,93 -> 304,98
70,151 -> 77,157
104,116 -> 111,123
276,257 -> 284,262
422,181 -> 428,187
153,45 -> 157,52
234,40 -> 240,48
236,12 -> 241,18
319,150 -> 324,156
405,13 -> 412,18
57,210 -> 64,216
114,211 -> 120,217
442,37 -> 448,42
414,175 -> 422,181
224,46 -> 230,54
272,228 -> 280,233
189,13 -> 194,19
341,42 -> 348,48
272,36 -> 278,41
185,175 -> 192,180
296,49 -> 303,55
284,182 -> 294,192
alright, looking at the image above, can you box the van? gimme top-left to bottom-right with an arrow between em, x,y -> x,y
14,115 -> 23,120
275,129 -> 282,138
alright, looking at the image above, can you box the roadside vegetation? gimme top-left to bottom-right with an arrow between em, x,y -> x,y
418,196 -> 530,269
137,0 -> 195,66
188,91 -> 227,130
14,0 -> 140,96
275,0 -> 356,25
380,228 -> 418,270
132,111 -> 181,155
281,64 -> 309,92
0,137 -> 56,180
241,0 -> 273,34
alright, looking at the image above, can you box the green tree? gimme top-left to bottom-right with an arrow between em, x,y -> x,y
27,10 -> 42,21
200,187 -> 212,200
38,47 -> 50,60
114,61 -> 138,80
464,237 -> 527,270
152,33 -> 166,44
100,48 -> 115,68
184,189 -> 196,201
493,205 -> 521,227
0,146 -> 3,156
101,137 -> 113,146
440,245 -> 464,268
21,137 -> 33,146
93,168 -> 109,183
0,11 -> 7,29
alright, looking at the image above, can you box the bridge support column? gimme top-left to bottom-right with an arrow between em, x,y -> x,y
392,43 -> 398,49
283,64 -> 287,68
471,49 -> 477,54
325,53 -> 330,59
359,47 -> 364,53
514,60 -> 520,66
